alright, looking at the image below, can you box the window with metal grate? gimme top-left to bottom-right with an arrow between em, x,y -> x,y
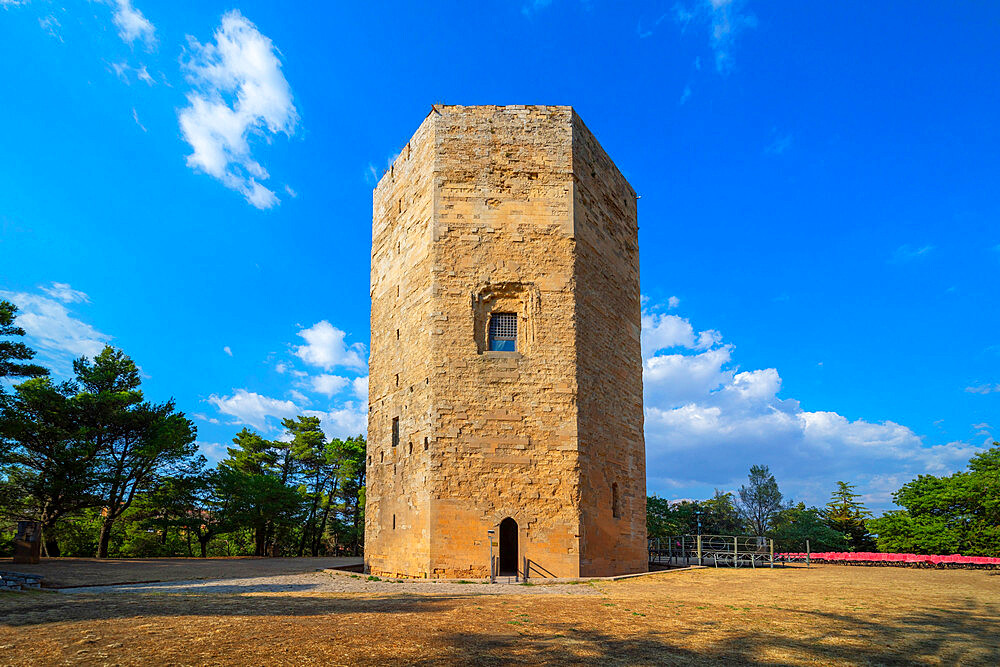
488,313 -> 517,351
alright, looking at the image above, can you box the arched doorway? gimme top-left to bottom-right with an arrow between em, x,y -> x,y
498,517 -> 518,576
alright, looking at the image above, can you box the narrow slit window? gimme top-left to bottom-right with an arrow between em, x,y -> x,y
489,313 -> 518,352
612,482 -> 621,519
392,417 -> 399,448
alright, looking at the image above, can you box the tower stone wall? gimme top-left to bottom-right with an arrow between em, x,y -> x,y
366,105 -> 645,579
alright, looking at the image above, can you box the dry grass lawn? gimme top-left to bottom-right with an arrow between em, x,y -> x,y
1,564 -> 998,665
0,556 -> 361,588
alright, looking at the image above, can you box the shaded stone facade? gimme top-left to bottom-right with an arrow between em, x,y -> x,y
365,105 -> 646,579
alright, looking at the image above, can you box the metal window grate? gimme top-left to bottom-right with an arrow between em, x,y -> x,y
489,313 -> 517,340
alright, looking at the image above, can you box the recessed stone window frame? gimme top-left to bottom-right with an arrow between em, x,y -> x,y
472,282 -> 540,355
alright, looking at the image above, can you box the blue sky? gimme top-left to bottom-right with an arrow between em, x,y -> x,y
2,0 -> 997,511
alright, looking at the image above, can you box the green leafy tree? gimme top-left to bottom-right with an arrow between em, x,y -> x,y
736,464 -> 784,536
134,457 -> 231,557
868,443 -> 1000,556
218,428 -> 303,556
333,435 -> 366,555
0,299 -> 48,474
701,490 -> 744,535
770,503 -> 848,551
0,377 -> 100,556
75,347 -> 198,558
646,490 -> 744,540
284,416 -> 331,556
0,300 -> 48,383
825,481 -> 875,551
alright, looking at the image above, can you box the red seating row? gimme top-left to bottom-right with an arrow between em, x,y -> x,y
778,552 -> 1000,566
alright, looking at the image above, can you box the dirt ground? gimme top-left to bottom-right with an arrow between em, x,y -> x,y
1,564 -> 998,665
0,557 -> 361,588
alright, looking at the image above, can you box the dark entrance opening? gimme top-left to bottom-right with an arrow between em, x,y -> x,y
498,517 -> 518,576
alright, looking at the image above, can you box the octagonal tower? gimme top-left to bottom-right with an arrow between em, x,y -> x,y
365,105 -> 646,579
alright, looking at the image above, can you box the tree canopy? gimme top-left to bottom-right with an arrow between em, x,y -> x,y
868,444 -> 1000,556
0,300 -> 368,560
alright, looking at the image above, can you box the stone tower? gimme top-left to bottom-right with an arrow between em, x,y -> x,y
366,105 -> 646,579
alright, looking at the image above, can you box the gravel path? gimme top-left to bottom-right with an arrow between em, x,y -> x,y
58,570 -> 603,596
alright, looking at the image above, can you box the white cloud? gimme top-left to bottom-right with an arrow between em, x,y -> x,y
40,282 -> 90,304
294,320 -> 367,371
223,345 -> 233,356
675,0 -> 756,73
112,62 -> 154,86
310,373 -> 349,397
192,413 -> 220,425
38,15 -> 62,41
136,65 -> 153,85
197,441 -> 228,463
966,383 -> 1000,395
303,403 -> 367,440
352,375 -> 369,400
208,388 -> 299,431
132,107 -> 147,132
641,312 -> 720,356
679,87 -> 692,105
891,243 -> 935,263
641,300 -> 988,509
667,296 -> 680,309
0,285 -> 110,372
645,345 -> 735,406
178,10 -> 298,209
110,0 -> 155,48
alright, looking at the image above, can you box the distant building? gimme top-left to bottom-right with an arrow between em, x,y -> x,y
365,105 -> 646,579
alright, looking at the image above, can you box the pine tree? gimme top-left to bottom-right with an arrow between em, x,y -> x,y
736,465 -> 784,536
825,481 -> 875,551
0,300 -> 48,382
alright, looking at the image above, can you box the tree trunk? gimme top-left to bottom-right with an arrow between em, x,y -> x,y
314,500 -> 333,557
97,515 -> 115,558
199,534 -> 210,558
254,524 -> 266,557
43,533 -> 60,558
299,488 -> 322,557
263,521 -> 274,557
352,494 -> 362,556
42,517 -> 61,557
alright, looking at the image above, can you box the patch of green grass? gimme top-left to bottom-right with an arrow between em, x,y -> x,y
456,580 -> 475,584
520,581 -> 535,586
632,612 -> 646,617
603,603 -> 615,607
366,575 -> 381,582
